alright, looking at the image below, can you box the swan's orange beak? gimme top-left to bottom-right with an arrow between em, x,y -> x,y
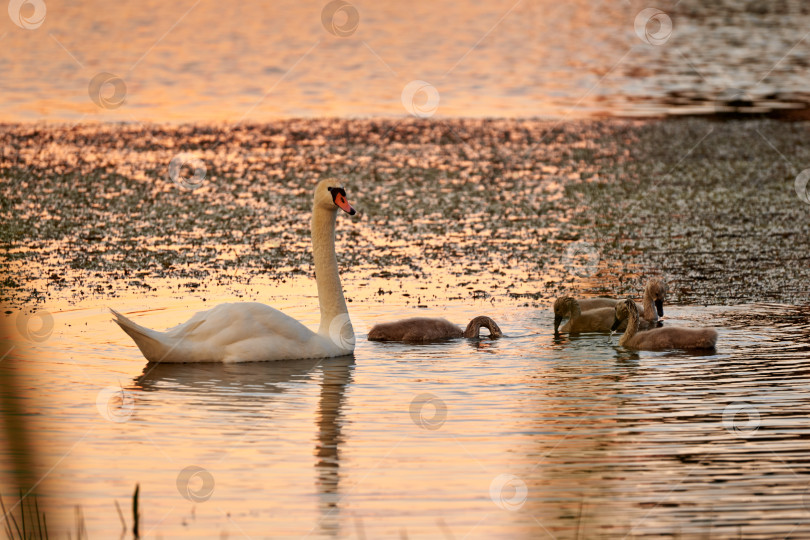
334,191 -> 356,215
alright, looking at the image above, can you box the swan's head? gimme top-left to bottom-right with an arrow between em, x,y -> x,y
553,296 -> 579,333
315,179 -> 356,215
646,279 -> 667,317
611,298 -> 638,332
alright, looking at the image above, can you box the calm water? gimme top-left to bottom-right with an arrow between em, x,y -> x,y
2,114 -> 810,537
2,0 -> 810,121
4,293 -> 810,538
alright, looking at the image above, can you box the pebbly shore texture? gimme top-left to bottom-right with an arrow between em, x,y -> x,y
1,118 -> 808,308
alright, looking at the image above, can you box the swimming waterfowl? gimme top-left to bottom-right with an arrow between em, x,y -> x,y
554,297 -> 618,334
112,179 -> 358,363
368,316 -> 502,343
577,278 -> 667,324
553,296 -> 656,334
611,299 -> 717,350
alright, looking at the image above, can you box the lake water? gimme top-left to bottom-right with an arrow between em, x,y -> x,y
2,0 -> 810,122
2,115 -> 810,538
6,295 -> 810,539
3,0 -> 810,537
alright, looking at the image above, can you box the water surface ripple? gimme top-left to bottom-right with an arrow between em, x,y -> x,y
1,116 -> 809,537
3,0 -> 810,120
2,302 -> 810,538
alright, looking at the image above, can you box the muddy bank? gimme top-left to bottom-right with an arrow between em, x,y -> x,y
1,118 -> 808,308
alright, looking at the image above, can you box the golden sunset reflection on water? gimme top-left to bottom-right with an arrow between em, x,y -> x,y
6,291 -> 810,537
3,0 -> 810,122
4,0 -> 810,537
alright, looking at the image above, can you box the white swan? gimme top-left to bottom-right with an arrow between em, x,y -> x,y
111,180 -> 357,363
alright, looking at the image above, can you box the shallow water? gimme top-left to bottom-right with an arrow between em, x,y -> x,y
3,0 -> 810,121
4,295 -> 810,539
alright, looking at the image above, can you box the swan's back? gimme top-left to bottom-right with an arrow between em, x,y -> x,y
628,326 -> 718,350
113,303 -> 341,362
577,297 -> 619,311
560,307 -> 616,333
555,296 -> 644,333
368,318 -> 463,342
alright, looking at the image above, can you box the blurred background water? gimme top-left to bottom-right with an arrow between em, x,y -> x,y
2,0 -> 810,122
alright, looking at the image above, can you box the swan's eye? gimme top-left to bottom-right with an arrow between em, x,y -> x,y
329,187 -> 347,203
329,187 -> 356,215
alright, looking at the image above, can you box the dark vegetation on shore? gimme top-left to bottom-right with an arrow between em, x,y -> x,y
1,118 -> 808,308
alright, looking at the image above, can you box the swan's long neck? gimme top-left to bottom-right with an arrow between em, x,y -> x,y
620,304 -> 640,347
641,286 -> 657,322
569,299 -> 582,321
312,207 -> 351,337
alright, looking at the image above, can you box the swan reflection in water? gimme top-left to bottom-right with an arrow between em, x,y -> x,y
132,355 -> 355,537
313,356 -> 354,536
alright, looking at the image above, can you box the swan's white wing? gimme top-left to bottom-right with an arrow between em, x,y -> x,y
159,302 -> 340,363
165,302 -> 314,342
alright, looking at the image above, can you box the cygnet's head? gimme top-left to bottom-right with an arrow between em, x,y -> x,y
553,296 -> 578,333
646,278 -> 667,317
611,298 -> 639,332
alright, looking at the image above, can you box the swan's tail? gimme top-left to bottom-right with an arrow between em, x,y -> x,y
463,316 -> 503,339
110,308 -> 168,362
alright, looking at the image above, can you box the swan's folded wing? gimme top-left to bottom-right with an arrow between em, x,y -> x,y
204,303 -> 340,362
164,302 -> 317,344
125,302 -> 336,363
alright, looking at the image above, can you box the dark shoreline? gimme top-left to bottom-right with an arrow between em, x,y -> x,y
5,106 -> 810,127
